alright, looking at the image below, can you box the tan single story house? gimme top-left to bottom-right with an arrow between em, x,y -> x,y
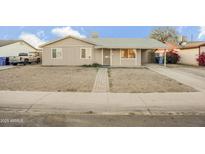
40,36 -> 167,66
178,41 -> 205,66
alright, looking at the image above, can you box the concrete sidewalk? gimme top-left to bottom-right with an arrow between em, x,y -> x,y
0,66 -> 14,71
1,91 -> 205,115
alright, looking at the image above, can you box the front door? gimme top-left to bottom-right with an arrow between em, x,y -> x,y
103,49 -> 110,65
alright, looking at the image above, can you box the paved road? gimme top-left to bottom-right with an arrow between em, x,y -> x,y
1,112 -> 205,126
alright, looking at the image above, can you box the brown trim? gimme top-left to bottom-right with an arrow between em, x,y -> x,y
180,42 -> 205,49
180,47 -> 199,50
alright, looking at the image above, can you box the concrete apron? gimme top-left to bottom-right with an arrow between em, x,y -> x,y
1,91 -> 205,115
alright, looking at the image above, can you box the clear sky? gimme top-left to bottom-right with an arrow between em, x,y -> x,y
0,26 -> 204,47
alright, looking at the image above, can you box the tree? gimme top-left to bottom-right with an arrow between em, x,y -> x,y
150,27 -> 180,44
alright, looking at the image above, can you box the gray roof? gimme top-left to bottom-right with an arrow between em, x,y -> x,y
40,36 -> 167,49
0,40 -> 37,50
0,40 -> 20,47
86,38 -> 167,49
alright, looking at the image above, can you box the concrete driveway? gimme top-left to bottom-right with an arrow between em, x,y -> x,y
147,64 -> 205,92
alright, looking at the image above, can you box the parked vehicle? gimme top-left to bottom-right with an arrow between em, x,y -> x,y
9,52 -> 41,65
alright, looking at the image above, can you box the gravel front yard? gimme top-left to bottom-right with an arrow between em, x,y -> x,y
109,68 -> 196,93
0,65 -> 97,92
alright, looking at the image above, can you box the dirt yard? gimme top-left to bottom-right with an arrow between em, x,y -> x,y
0,65 -> 97,92
109,68 -> 196,93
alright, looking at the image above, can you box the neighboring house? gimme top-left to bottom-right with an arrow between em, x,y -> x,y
155,42 -> 180,55
0,40 -> 37,57
178,41 -> 205,66
40,36 -> 167,66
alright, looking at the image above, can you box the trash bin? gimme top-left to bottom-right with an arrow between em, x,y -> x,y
2,57 -> 6,66
6,57 -> 10,65
0,57 -> 3,66
159,56 -> 164,64
0,57 -> 7,66
0,57 -> 6,66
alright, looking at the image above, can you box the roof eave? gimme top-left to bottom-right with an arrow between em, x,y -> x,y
95,46 -> 168,49
39,35 -> 97,48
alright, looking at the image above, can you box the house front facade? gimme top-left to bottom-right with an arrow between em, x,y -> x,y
178,41 -> 205,66
40,36 -> 167,66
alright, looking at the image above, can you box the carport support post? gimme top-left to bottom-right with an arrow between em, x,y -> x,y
164,49 -> 167,67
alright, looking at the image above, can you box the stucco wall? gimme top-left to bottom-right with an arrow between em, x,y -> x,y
200,46 -> 205,53
136,49 -> 141,66
111,49 -> 120,66
42,38 -> 95,66
178,48 -> 199,66
93,49 -> 102,64
0,42 -> 37,57
141,49 -> 155,64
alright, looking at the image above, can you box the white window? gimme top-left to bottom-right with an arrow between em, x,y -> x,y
80,48 -> 92,59
51,48 -> 62,59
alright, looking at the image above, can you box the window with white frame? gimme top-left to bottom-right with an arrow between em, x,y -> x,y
51,48 -> 62,59
121,49 -> 136,58
80,48 -> 92,59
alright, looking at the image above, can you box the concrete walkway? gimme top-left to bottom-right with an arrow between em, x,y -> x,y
1,91 -> 205,115
92,68 -> 109,92
147,64 -> 205,92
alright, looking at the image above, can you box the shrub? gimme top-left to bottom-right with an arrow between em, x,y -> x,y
82,63 -> 102,67
197,52 -> 205,66
166,51 -> 180,64
91,63 -> 102,67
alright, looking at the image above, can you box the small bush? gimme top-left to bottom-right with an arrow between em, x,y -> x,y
166,51 -> 180,64
82,63 -> 102,67
197,52 -> 205,66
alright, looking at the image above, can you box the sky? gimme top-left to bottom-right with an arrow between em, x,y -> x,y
0,26 -> 204,48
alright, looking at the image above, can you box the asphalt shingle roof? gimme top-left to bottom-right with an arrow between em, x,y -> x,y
86,38 -> 167,49
40,36 -> 167,49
